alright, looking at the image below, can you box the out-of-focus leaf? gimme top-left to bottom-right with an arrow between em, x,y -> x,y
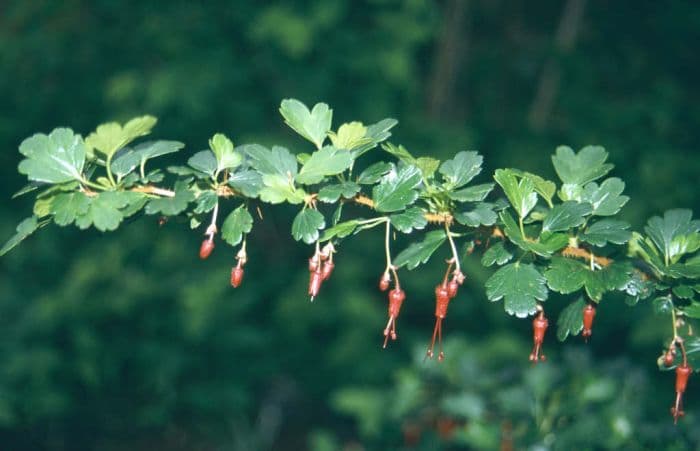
0,216 -> 39,256
557,297 -> 586,341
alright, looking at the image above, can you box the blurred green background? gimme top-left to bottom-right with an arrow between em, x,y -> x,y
1,1 -> 700,449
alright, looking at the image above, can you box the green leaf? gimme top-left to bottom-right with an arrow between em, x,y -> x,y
394,231 -> 446,270
145,179 -> 195,216
673,285 -> 694,299
296,146 -> 354,185
415,157 -> 441,179
221,205 -> 254,246
321,220 -> 360,241
259,174 -> 306,204
439,151 -> 483,188
18,128 -> 86,183
228,170 -> 263,197
209,133 -> 242,172
279,99 -> 332,149
493,169 -> 538,218
240,144 -> 298,177
544,257 -> 632,301
381,142 -> 415,165
357,162 -> 393,184
50,192 -> 91,225
645,209 -> 700,262
485,262 -> 548,318
352,118 -> 398,156
581,178 -> 629,216
682,303 -> 700,319
556,297 -> 586,341
372,164 -> 422,213
328,122 -> 371,150
524,172 -> 556,207
318,182 -> 361,203
291,209 -> 326,244
187,150 -> 218,177
481,242 -> 513,267
391,207 -> 428,233
0,216 -> 39,256
580,219 -> 632,247
454,203 -> 497,227
110,147 -> 141,178
134,140 -> 184,163
85,115 -> 157,158
193,191 -> 218,214
652,295 -> 674,315
74,191 -> 134,232
499,211 -> 569,257
448,183 -> 494,202
551,145 -> 613,186
541,201 -> 593,232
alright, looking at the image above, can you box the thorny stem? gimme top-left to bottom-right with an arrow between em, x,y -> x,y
444,222 -> 461,274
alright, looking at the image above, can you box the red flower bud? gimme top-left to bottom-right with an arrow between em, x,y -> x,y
447,279 -> 459,298
308,270 -> 323,299
199,238 -> 215,260
231,266 -> 244,288
582,304 -> 596,339
379,273 -> 391,291
321,260 -> 335,281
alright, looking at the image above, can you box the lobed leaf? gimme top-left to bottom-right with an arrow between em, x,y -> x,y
485,262 -> 548,318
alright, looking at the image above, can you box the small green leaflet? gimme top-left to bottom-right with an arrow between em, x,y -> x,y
439,151 -> 483,188
381,142 -> 415,165
318,182 -> 361,203
187,150 -> 218,177
259,174 -> 306,204
652,295 -> 674,315
485,262 -> 548,318
328,122 -> 371,150
74,191 -> 137,232
481,242 -> 513,267
239,144 -> 298,178
644,209 -> 700,263
296,146 -> 354,185
454,203 -> 497,227
229,170 -> 263,197
390,207 -> 427,233
556,297 -> 586,341
0,216 -> 39,256
50,192 -> 91,225
111,148 -> 141,178
580,219 -> 631,247
448,183 -> 494,202
351,118 -> 398,156
321,220 -> 360,241
544,257 -> 632,301
581,178 -> 629,216
292,209 -> 326,244
209,133 -> 242,173
672,285 -> 694,299
493,169 -> 538,219
394,231 -> 446,270
18,128 -> 86,184
134,140 -> 184,162
551,145 -> 613,186
145,179 -> 195,216
541,201 -> 592,232
357,162 -> 393,185
279,99 -> 332,149
193,191 -> 218,214
372,164 -> 422,213
85,115 -> 157,158
221,205 -> 253,246
415,157 -> 441,180
500,211 -> 568,257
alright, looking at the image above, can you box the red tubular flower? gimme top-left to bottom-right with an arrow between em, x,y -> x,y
426,284 -> 451,361
383,287 -> 406,348
671,363 -> 692,424
321,260 -> 335,281
582,304 -> 596,341
199,238 -> 215,260
529,311 -> 548,363
230,264 -> 244,288
379,272 -> 391,292
308,268 -> 323,300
